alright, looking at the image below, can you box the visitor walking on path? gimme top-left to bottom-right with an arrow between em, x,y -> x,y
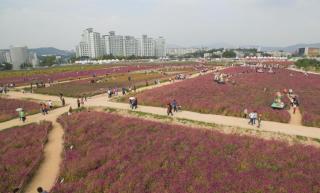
253,111 -> 257,125
172,99 -> 178,112
44,103 -> 49,114
243,108 -> 248,118
293,103 -> 297,114
257,114 -> 262,128
19,109 -> 26,123
107,89 -> 112,98
81,97 -> 84,105
61,97 -> 66,106
48,100 -> 53,110
129,97 -> 138,109
167,103 -> 173,116
133,98 -> 138,109
68,106 -> 73,116
248,112 -> 254,125
40,103 -> 49,115
77,98 -> 81,108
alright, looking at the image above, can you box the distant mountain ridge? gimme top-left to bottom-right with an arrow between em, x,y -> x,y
170,43 -> 320,53
260,43 -> 320,53
30,47 -> 74,56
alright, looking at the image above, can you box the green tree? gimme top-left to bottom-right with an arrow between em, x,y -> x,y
0,62 -> 13,70
295,59 -> 320,70
222,50 -> 236,58
40,56 -> 56,66
20,63 -> 33,69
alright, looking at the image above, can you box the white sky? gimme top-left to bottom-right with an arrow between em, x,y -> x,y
0,0 -> 319,49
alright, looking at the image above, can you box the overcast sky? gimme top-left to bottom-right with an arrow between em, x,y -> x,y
0,0 -> 319,50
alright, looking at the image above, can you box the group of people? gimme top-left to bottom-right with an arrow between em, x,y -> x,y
167,99 -> 180,116
107,88 -> 119,98
40,100 -> 53,115
77,95 -> 87,108
0,85 -> 10,94
107,86 -> 137,98
244,109 -> 262,128
284,89 -> 300,114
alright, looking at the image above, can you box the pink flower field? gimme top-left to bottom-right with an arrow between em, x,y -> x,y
133,67 -> 320,126
52,111 -> 320,193
0,65 -> 157,85
0,122 -> 52,193
0,98 -> 40,122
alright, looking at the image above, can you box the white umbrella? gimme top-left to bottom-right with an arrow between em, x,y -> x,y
129,97 -> 135,100
16,108 -> 23,112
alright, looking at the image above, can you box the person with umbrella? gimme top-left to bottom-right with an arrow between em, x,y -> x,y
17,108 -> 26,123
133,97 -> 138,109
129,97 -> 135,109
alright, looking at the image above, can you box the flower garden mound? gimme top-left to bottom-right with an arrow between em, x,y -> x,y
0,65 -> 156,86
134,67 -> 320,126
0,122 -> 52,193
33,66 -> 195,97
0,98 -> 40,122
52,111 -> 320,192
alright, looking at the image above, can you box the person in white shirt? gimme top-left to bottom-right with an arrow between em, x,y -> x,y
48,100 -> 53,110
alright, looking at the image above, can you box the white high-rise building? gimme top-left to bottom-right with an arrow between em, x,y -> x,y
76,28 -> 103,58
29,52 -> 39,66
0,50 -> 11,64
109,31 -> 125,57
141,35 -> 155,57
155,36 -> 166,58
102,35 -> 111,55
10,46 -> 29,70
124,36 -> 139,57
76,28 -> 166,59
135,38 -> 142,57
89,31 -> 103,58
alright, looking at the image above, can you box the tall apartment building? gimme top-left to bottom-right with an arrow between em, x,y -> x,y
10,46 -> 29,70
124,36 -> 141,57
141,35 -> 155,57
102,35 -> 111,55
76,28 -> 166,59
108,31 -> 125,57
0,50 -> 12,64
298,47 -> 320,57
155,36 -> 166,58
76,28 -> 103,58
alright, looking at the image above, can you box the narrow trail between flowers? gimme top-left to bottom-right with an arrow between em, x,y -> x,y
23,119 -> 64,193
288,107 -> 302,126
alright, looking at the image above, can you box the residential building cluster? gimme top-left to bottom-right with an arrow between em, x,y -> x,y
298,47 -> 320,57
166,48 -> 201,56
0,46 -> 39,70
76,28 -> 166,59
